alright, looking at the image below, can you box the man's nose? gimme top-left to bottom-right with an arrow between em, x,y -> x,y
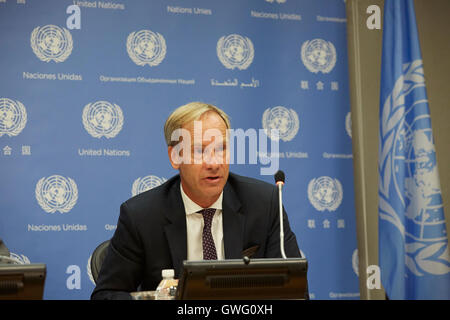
203,147 -> 221,167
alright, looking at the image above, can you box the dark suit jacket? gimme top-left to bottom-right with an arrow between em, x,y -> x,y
91,172 -> 301,300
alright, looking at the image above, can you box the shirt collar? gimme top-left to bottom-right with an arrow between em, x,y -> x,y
180,182 -> 223,215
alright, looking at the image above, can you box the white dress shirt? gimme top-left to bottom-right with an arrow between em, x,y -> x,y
180,183 -> 225,261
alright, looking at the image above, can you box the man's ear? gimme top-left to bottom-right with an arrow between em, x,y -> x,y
168,146 -> 180,170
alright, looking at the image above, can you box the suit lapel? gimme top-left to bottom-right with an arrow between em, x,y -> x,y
163,179 -> 187,277
222,181 -> 244,259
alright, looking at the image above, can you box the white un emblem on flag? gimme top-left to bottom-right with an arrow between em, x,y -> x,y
379,60 -> 450,276
262,106 -> 299,142
301,39 -> 336,74
0,98 -> 27,137
131,175 -> 167,196
217,34 -> 254,70
308,176 -> 343,212
30,25 -> 73,63
126,30 -> 167,67
8,253 -> 31,265
35,175 -> 78,214
82,101 -> 124,139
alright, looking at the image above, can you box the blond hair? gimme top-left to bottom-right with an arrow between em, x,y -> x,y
164,102 -> 231,146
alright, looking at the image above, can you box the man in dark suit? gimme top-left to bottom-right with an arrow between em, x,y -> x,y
91,102 -> 301,300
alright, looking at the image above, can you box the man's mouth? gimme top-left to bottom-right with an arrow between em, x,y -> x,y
205,176 -> 220,182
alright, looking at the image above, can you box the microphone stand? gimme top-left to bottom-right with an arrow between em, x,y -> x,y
277,181 -> 287,259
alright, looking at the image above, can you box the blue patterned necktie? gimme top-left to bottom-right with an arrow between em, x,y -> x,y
198,208 -> 217,260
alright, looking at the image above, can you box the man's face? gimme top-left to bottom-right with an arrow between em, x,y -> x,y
168,111 -> 230,208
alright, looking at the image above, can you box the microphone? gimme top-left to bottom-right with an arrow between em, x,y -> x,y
274,170 -> 287,259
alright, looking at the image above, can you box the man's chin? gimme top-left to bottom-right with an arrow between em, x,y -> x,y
200,183 -> 225,199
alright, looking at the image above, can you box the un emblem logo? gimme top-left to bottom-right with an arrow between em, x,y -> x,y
217,34 -> 254,70
379,60 -> 450,276
9,253 -> 31,265
352,249 -> 359,276
127,30 -> 167,67
82,101 -> 124,139
0,98 -> 27,137
262,106 -> 299,142
35,175 -> 78,213
308,176 -> 343,212
87,255 -> 95,285
132,175 -> 167,196
301,39 -> 336,74
345,112 -> 352,138
31,25 -> 73,63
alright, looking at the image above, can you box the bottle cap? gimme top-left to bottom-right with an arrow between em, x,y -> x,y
161,269 -> 174,278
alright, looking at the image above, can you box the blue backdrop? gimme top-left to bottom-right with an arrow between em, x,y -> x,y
0,0 -> 359,299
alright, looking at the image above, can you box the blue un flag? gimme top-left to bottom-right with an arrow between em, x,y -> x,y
378,0 -> 450,299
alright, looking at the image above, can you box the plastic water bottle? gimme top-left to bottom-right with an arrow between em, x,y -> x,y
155,269 -> 178,300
